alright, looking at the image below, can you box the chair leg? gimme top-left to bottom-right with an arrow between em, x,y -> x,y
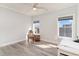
27,38 -> 29,44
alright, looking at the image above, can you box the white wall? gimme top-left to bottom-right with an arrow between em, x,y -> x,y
0,7 -> 31,46
33,6 -> 77,44
76,4 -> 79,39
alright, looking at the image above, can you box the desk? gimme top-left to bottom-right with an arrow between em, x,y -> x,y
34,34 -> 40,42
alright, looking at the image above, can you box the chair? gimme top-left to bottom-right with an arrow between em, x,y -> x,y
27,30 -> 35,43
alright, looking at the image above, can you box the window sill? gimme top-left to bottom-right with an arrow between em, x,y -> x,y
58,36 -> 73,40
34,34 -> 40,35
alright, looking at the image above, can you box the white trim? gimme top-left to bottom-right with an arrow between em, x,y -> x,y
0,39 -> 25,47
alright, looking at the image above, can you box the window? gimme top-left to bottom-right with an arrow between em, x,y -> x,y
58,16 -> 73,38
33,21 -> 40,34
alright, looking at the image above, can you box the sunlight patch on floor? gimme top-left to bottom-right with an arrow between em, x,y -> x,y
35,44 -> 57,48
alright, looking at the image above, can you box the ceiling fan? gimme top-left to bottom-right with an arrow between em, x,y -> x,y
32,3 -> 48,11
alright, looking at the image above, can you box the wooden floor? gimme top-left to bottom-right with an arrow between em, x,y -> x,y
0,40 -> 58,56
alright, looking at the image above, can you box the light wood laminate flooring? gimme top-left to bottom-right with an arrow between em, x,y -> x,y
0,40 -> 58,56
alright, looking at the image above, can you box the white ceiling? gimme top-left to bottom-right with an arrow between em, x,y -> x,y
0,3 -> 77,16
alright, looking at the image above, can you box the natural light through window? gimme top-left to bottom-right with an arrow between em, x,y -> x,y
58,16 -> 73,38
35,44 -> 57,48
33,21 -> 40,34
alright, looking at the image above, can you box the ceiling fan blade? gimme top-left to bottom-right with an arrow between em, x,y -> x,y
33,3 -> 39,7
32,3 -> 48,11
36,6 -> 48,11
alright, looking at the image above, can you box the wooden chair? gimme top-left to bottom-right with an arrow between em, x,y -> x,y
27,30 -> 35,44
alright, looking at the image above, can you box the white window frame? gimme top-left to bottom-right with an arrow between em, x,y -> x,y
57,14 -> 76,40
33,20 -> 40,35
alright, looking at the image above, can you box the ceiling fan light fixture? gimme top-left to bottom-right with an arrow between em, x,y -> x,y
33,7 -> 37,11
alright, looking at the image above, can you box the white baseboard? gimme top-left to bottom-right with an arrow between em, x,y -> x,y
0,39 -> 26,47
